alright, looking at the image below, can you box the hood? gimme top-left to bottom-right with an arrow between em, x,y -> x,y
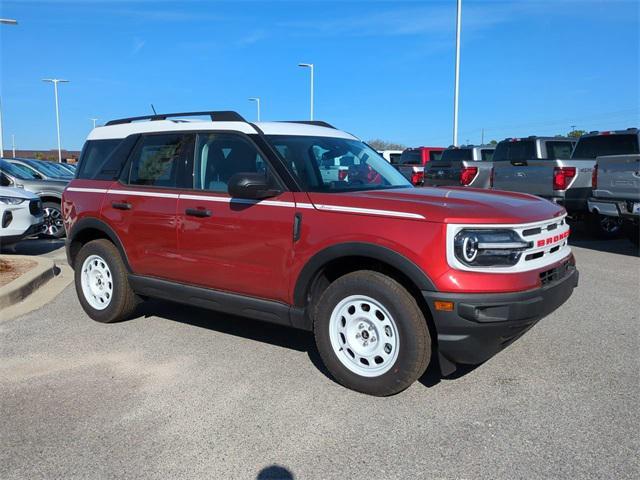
305,186 -> 565,224
0,186 -> 39,201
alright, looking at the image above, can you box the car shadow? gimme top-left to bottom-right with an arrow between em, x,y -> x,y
0,238 -> 65,255
568,222 -> 639,257
135,298 -> 334,381
135,299 -> 484,393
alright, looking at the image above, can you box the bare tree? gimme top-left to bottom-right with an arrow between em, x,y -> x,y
367,139 -> 406,151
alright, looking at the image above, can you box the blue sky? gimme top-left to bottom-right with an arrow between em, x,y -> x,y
1,0 -> 638,150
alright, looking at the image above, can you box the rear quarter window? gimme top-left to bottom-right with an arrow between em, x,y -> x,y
545,141 -> 573,159
77,139 -> 123,179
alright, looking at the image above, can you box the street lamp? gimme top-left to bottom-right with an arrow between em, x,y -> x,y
452,0 -> 462,147
248,97 -> 261,121
298,63 -> 314,121
42,78 -> 69,163
90,118 -> 99,128
0,18 -> 18,158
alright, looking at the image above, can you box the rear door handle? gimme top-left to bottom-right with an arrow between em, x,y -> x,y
112,201 -> 132,210
185,207 -> 212,218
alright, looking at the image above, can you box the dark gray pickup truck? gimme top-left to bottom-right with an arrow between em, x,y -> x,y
423,145 -> 495,188
588,154 -> 640,245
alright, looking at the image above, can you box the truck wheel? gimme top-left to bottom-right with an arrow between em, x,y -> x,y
313,271 -> 431,396
42,201 -> 65,239
586,212 -> 622,239
74,239 -> 138,323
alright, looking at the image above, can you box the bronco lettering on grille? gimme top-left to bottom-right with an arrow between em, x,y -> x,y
536,230 -> 570,247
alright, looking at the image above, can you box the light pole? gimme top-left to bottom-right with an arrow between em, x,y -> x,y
11,134 -> 16,158
248,98 -> 261,121
0,18 -> 18,158
90,118 -> 99,128
42,78 -> 69,163
453,0 -> 462,146
298,63 -> 314,120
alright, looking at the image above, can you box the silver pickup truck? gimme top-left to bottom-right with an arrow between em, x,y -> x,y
423,145 -> 495,188
492,130 -> 640,236
588,154 -> 640,245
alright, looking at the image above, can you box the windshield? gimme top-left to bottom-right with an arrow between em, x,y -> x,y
24,159 -> 71,178
441,149 -> 473,162
571,134 -> 639,159
0,160 -> 39,180
266,135 -> 412,192
493,140 -> 536,162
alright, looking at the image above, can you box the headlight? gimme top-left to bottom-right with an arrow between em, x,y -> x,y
454,229 -> 531,267
0,196 -> 25,205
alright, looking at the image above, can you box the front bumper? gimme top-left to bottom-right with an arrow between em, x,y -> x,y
423,260 -> 578,371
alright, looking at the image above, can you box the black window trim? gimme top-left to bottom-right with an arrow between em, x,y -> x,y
117,129 -> 292,194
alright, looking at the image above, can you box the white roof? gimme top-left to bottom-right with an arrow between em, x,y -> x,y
87,119 -> 358,141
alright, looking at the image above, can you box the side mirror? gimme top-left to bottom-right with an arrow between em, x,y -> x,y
228,173 -> 281,200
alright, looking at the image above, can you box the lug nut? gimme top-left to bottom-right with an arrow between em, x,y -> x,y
359,323 -> 364,329
371,337 -> 376,342
356,333 -> 361,339
363,341 -> 368,347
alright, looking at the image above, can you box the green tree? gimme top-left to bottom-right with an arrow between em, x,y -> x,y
367,139 -> 406,151
567,129 -> 586,138
489,140 -> 498,145
34,152 -> 45,160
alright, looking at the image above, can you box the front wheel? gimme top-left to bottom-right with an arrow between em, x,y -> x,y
313,271 -> 431,396
41,201 -> 65,238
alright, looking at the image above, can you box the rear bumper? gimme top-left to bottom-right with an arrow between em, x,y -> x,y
588,198 -> 639,220
423,260 -> 578,368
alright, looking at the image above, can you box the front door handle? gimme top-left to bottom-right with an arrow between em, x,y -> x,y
112,201 -> 132,210
185,207 -> 212,218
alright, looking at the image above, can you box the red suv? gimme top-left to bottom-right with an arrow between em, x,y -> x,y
63,111 -> 578,396
396,146 -> 446,185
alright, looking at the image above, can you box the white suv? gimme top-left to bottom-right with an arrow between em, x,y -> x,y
0,187 -> 44,245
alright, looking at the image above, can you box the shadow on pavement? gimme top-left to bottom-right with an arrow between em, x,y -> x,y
135,299 -> 484,393
256,465 -> 295,480
568,221 -> 639,257
1,238 -> 65,256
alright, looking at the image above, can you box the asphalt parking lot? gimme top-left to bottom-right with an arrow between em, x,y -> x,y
1,231 -> 638,480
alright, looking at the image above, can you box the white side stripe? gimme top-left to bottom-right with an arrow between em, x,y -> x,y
66,187 -> 108,194
313,204 -> 425,219
66,187 -> 425,219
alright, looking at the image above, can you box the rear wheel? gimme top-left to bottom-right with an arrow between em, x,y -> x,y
42,201 -> 65,238
313,271 -> 431,396
74,239 -> 138,323
586,212 -> 622,239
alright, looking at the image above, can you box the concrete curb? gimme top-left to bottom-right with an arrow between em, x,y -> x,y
0,255 -> 59,309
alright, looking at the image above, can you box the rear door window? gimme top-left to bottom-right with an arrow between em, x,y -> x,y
493,141 -> 536,162
398,150 -> 422,165
429,151 -> 443,162
127,134 -> 194,188
571,134 -> 639,159
77,139 -> 122,179
481,149 -> 494,161
546,141 -> 573,159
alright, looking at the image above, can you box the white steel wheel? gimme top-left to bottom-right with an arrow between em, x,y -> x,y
329,295 -> 400,377
80,254 -> 114,310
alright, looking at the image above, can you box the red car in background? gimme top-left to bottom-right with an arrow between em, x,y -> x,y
396,146 -> 446,185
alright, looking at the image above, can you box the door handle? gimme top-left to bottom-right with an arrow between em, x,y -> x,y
185,207 -> 212,218
112,201 -> 132,210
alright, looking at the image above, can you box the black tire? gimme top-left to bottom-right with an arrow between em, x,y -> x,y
585,212 -> 622,239
41,201 -> 66,239
313,271 -> 431,396
622,221 -> 639,246
74,239 -> 138,323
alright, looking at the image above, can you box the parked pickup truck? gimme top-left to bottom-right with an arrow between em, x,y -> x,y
396,146 -> 445,185
588,154 -> 640,245
423,145 -> 495,188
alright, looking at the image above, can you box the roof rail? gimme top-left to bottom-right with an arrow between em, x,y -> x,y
105,111 -> 246,126
282,120 -> 336,129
